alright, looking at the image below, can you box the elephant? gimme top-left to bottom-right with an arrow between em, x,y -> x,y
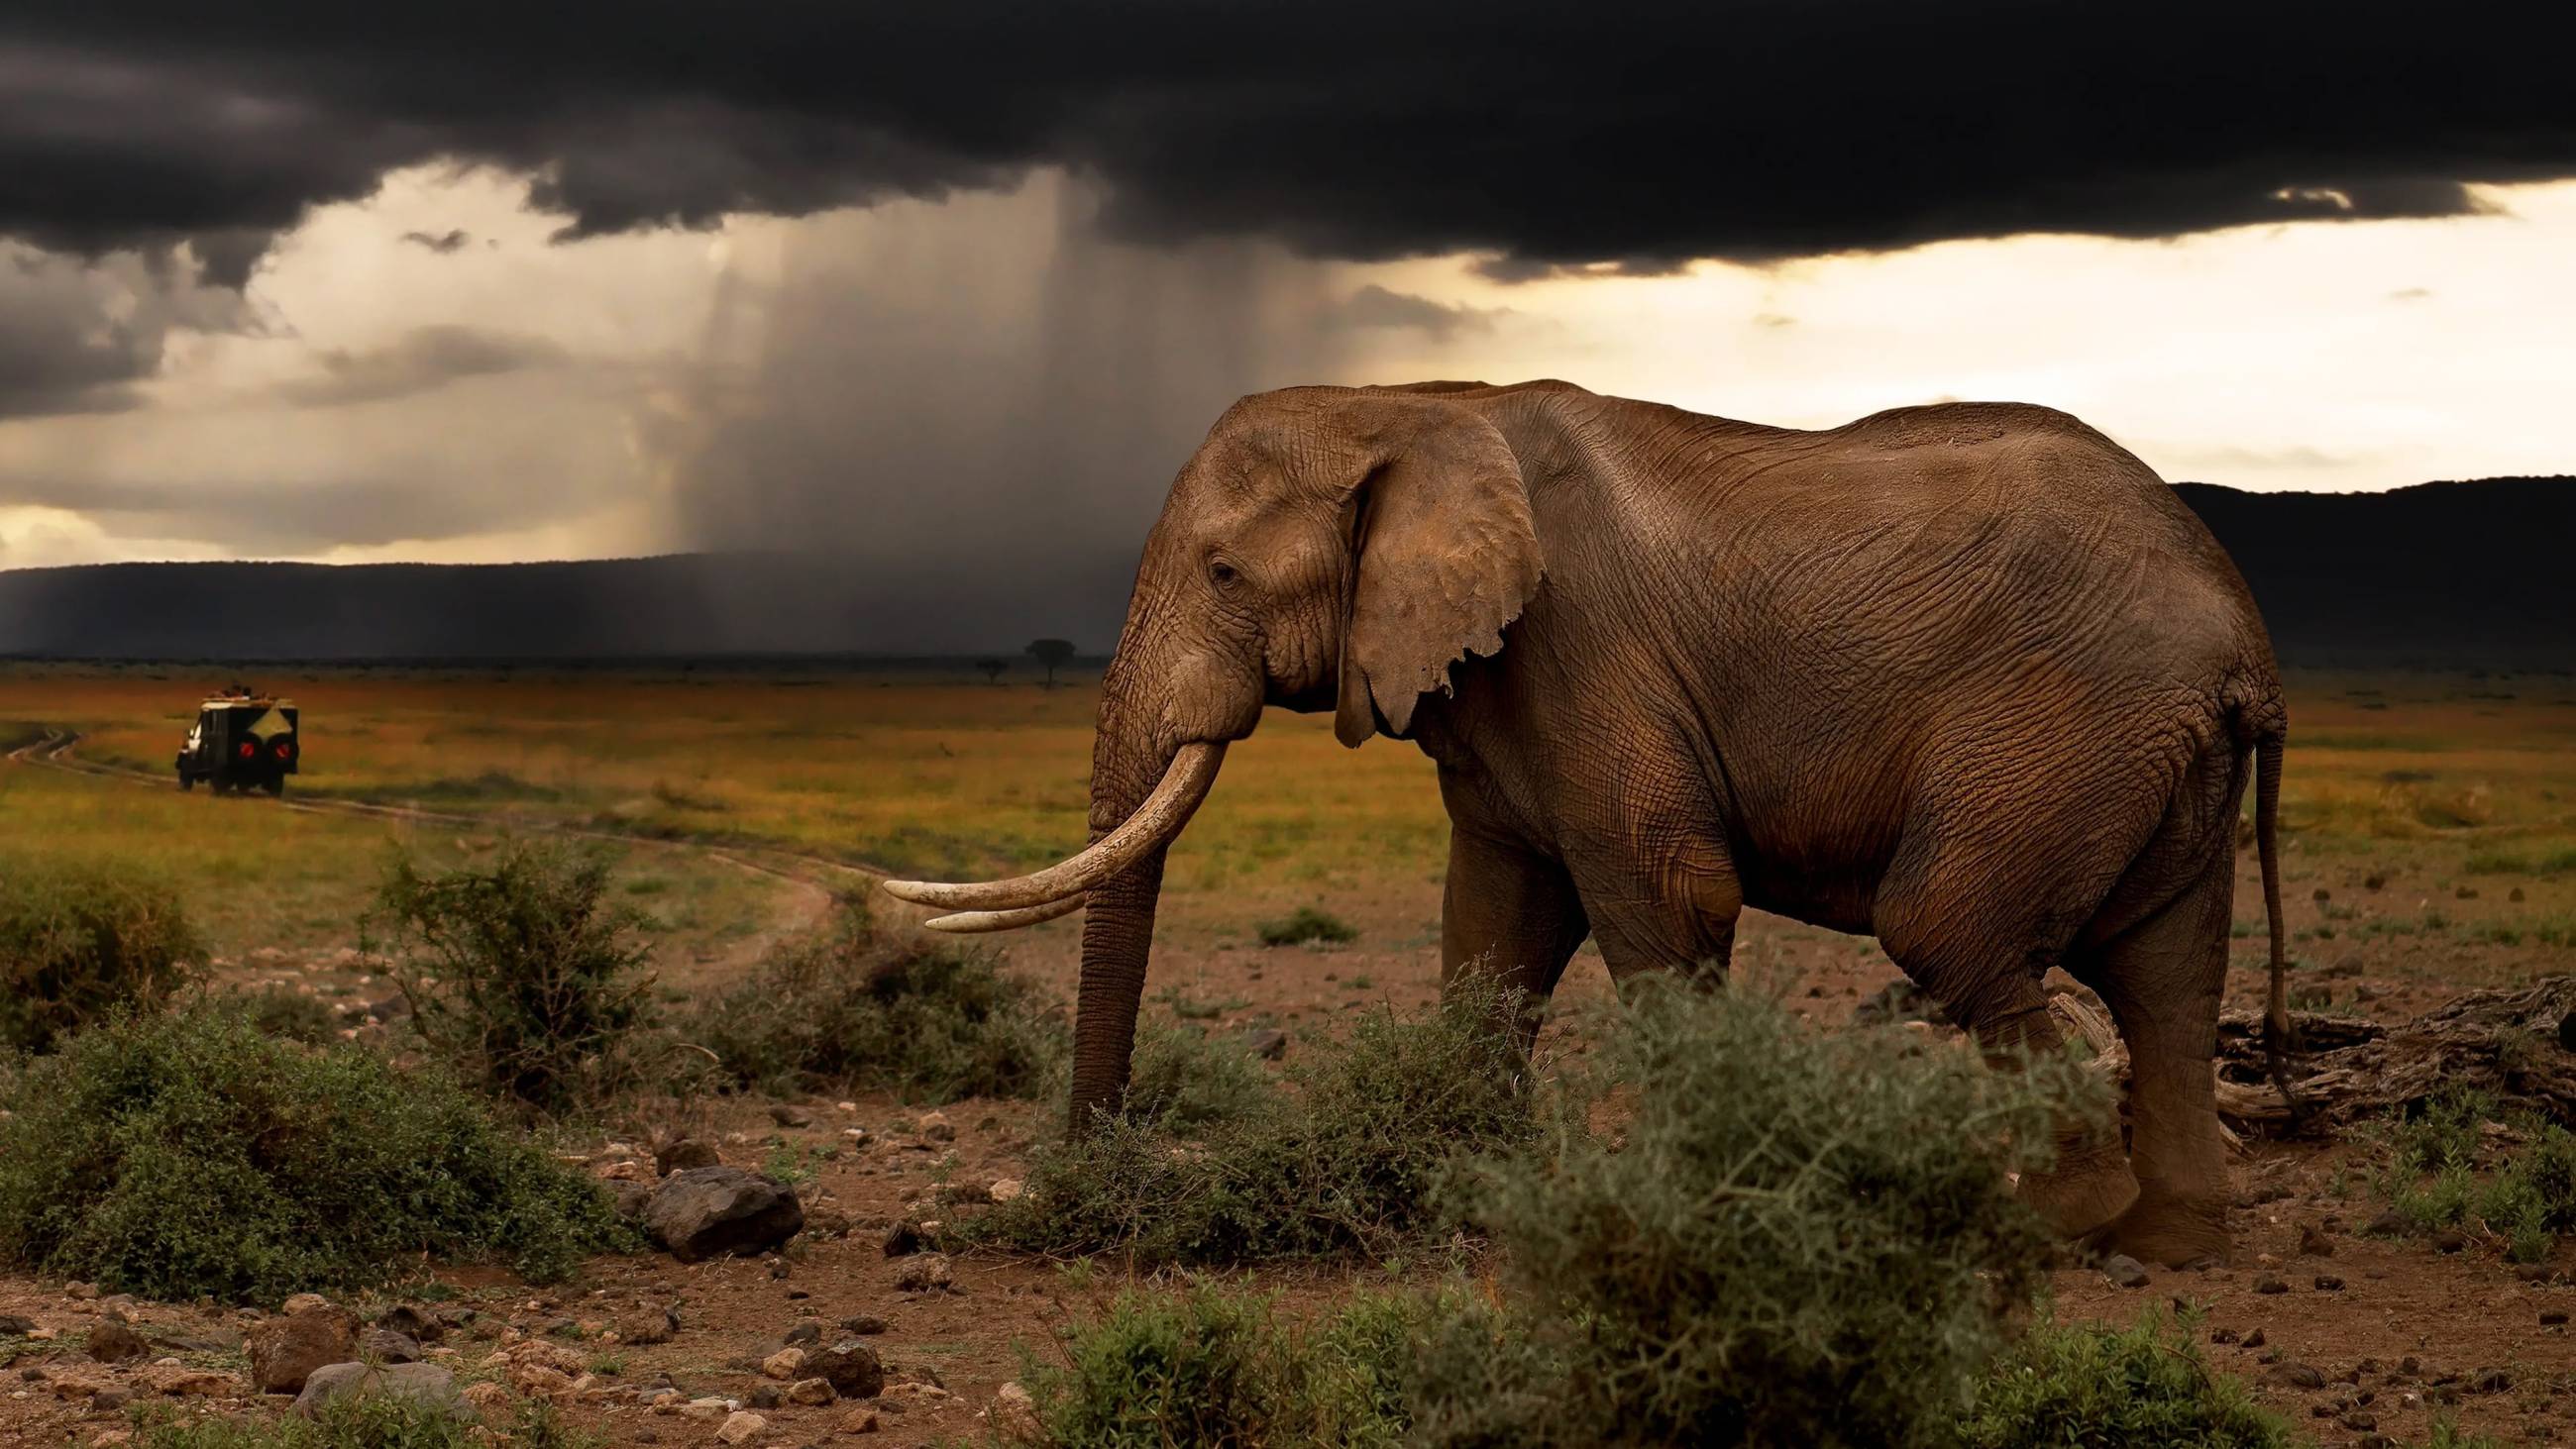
886,378 -> 2290,1268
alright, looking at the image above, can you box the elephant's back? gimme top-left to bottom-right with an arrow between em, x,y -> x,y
1715,400 -> 2277,701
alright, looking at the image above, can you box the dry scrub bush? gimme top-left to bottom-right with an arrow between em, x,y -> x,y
971,983 -> 1533,1265
0,1005 -> 635,1303
136,1393 -> 595,1448
688,899 -> 1066,1103
1009,1284 -> 1441,1448
367,841 -> 655,1113
1414,983 -> 2094,1447
0,848 -> 202,1053
1000,983 -> 2205,1449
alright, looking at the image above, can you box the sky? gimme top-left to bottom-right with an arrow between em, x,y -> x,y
2,3 -> 2572,643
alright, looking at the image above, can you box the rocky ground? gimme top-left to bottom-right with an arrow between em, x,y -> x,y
4,832 -> 2574,1447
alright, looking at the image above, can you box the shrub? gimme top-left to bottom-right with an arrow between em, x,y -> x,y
2368,1090 -> 2576,1261
1014,1283 -> 1438,1448
972,984 -> 1533,1264
367,842 -> 655,1112
1414,983 -> 2092,1448
0,1005 -> 636,1303
1122,1023 -> 1273,1131
1256,905 -> 1357,947
0,849 -> 203,1053
138,1394 -> 595,1448
1960,1312 -> 2297,1449
688,902 -> 1065,1102
236,986 -> 342,1045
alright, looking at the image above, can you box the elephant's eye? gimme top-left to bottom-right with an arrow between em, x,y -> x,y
1208,559 -> 1242,592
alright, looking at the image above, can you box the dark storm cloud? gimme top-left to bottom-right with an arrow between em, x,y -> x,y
275,325 -> 568,408
1,3 -> 2569,280
0,243 -> 248,417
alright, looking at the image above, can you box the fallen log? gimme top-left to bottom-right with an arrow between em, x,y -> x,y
2051,977 -> 2576,1140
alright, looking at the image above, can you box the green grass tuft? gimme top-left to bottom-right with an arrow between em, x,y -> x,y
1255,905 -> 1357,947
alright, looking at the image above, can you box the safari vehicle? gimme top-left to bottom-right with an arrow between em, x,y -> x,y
174,691 -> 300,796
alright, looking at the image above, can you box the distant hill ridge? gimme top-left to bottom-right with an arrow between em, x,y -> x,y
1,476 -> 2568,668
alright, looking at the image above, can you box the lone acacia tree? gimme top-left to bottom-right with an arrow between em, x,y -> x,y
1025,638 -> 1076,689
974,658 -> 1008,685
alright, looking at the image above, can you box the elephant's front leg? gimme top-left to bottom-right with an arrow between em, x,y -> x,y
1440,814 -> 1591,1057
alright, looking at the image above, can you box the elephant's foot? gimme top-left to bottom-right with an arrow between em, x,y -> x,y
2099,1188 -> 2231,1269
2016,1141 -> 2139,1243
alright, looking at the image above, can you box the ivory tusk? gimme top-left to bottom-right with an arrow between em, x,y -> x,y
921,894 -> 1088,933
881,741 -> 1226,911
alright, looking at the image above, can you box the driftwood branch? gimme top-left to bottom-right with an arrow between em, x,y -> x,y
2050,978 -> 2576,1140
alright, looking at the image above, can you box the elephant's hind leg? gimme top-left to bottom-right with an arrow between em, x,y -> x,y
1875,828 -> 2141,1243
2069,860 -> 2237,1268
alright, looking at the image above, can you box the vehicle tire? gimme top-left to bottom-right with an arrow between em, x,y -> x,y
260,775 -> 284,797
178,771 -> 194,791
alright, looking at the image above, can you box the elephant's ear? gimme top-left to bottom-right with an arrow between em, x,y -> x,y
1332,400 -> 1544,747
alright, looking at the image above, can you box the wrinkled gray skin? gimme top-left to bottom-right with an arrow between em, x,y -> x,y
1066,379 -> 2287,1267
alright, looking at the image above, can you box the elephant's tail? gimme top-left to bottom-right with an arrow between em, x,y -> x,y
2253,722 -> 2299,1120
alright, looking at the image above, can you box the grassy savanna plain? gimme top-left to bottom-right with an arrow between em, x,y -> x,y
6,662 -> 2574,995
5,661 -> 2576,1447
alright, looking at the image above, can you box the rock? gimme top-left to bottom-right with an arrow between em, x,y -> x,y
2253,1276 -> 2289,1295
0,1313 -> 34,1335
2544,1310 -> 2569,1326
1242,1028 -> 1289,1061
610,1181 -> 655,1222
461,1380 -> 513,1423
805,1341 -> 886,1399
644,1166 -> 804,1263
280,1294 -> 331,1315
839,1314 -> 889,1336
789,1377 -> 835,1406
2297,1222 -> 2336,1257
769,1104 -> 813,1128
894,1254 -> 954,1293
375,1304 -> 442,1344
2242,1328 -> 2266,1349
716,1409 -> 768,1444
2455,885 -> 2477,899
361,1328 -> 423,1363
840,1407 -> 882,1434
86,1320 -> 151,1363
139,1365 -> 236,1397
2210,1327 -> 2239,1345
2313,1275 -> 2345,1292
2275,1363 -> 2326,1390
510,1363 -> 575,1397
2511,886 -> 2526,903
2472,1367 -> 2514,1394
655,1138 -> 721,1176
991,1381 -> 1041,1440
95,1387 -> 133,1411
747,1384 -> 785,1410
248,1305 -> 360,1394
783,1320 -> 822,1347
2362,1209 -> 2410,1238
916,1111 -> 956,1142
295,1362 -> 469,1419
988,1178 -> 1024,1204
2099,1254 -> 2150,1290
883,1220 -> 930,1257
762,1348 -> 806,1381
2341,1410 -> 2379,1432
2432,1228 -> 2468,1253
2311,888 -> 2330,902
616,1308 -> 679,1345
